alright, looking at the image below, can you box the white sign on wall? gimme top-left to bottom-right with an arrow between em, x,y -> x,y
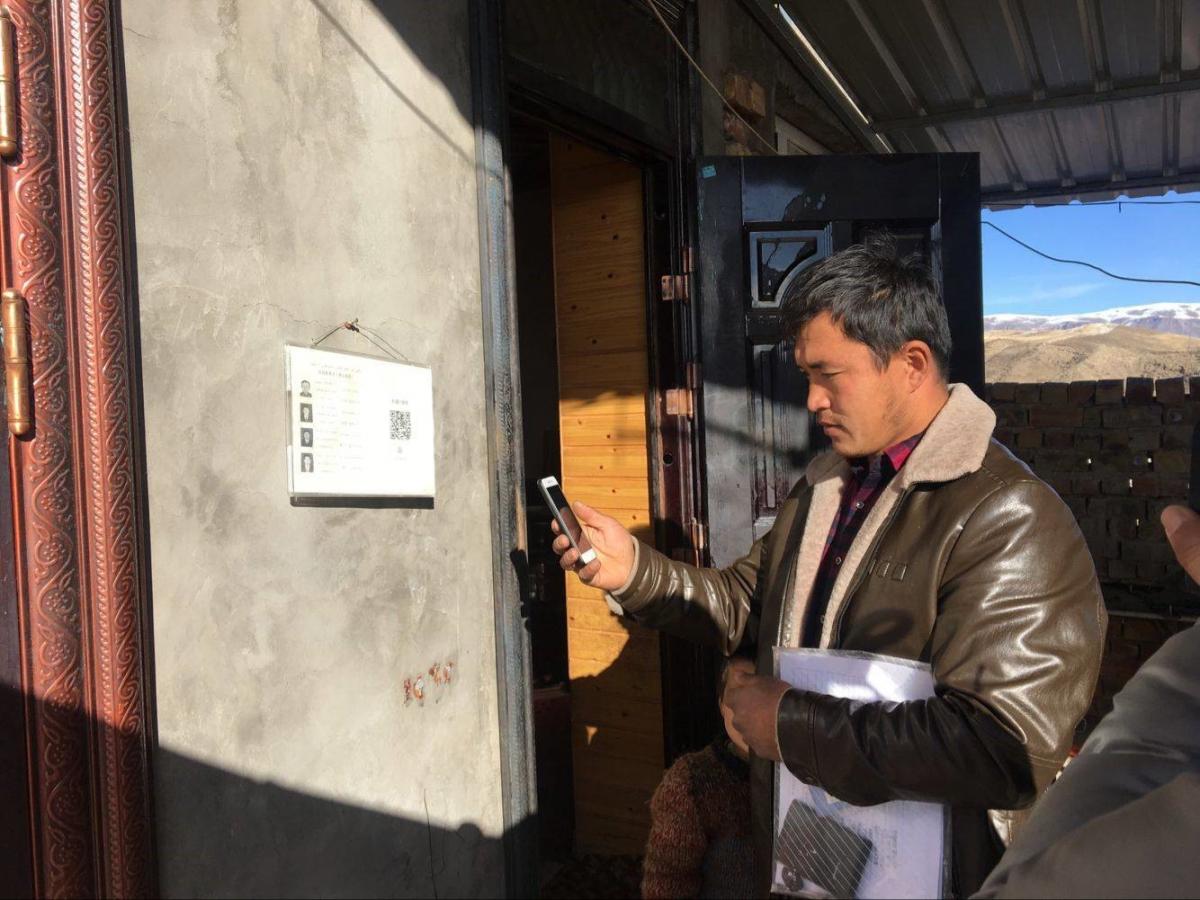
285,344 -> 435,500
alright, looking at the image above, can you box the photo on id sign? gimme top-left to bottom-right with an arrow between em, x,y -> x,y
285,344 -> 435,503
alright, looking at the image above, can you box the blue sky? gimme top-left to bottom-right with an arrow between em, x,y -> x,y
981,190 -> 1200,317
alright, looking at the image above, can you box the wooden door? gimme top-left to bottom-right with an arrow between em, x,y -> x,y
549,134 -> 664,855
695,154 -> 983,566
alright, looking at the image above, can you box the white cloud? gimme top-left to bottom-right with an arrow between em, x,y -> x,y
989,282 -> 1104,307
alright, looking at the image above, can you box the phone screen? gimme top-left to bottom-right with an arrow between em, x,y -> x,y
544,483 -> 594,556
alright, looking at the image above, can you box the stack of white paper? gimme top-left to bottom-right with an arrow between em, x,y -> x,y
772,649 -> 948,899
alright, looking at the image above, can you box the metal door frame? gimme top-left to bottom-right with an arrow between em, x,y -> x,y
1,1 -> 157,894
470,0 -> 709,890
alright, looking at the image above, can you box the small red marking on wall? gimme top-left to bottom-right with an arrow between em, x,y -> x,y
403,661 -> 455,706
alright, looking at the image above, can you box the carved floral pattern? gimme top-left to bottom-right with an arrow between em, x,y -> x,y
9,1 -> 154,896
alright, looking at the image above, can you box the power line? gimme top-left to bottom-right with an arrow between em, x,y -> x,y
641,0 -> 779,156
981,220 -> 1200,289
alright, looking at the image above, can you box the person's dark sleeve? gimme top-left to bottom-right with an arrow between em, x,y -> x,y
972,772 -> 1200,899
974,621 -> 1200,897
776,480 -> 1107,808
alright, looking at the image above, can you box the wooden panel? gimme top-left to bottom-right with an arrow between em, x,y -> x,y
572,753 -> 666,796
551,133 -> 661,855
567,640 -> 662,682
573,820 -> 651,857
561,445 -> 650,480
558,317 -> 648,359
572,722 -> 665,766
560,475 -> 650,509
566,595 -> 643,634
556,290 -> 645,326
559,351 -> 648,390
560,392 -> 647,418
566,625 -> 659,666
573,781 -> 654,826
571,696 -> 663,736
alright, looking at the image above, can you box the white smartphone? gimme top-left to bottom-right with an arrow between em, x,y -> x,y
538,476 -> 598,566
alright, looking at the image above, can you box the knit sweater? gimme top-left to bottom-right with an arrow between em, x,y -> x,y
641,740 -> 755,899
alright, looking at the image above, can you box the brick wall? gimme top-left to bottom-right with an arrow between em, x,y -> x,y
986,377 -> 1199,742
987,376 -> 1200,613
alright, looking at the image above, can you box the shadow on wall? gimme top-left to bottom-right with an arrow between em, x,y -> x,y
314,0 -> 820,475
156,749 -> 507,899
306,0 -> 476,161
0,684 -> 515,899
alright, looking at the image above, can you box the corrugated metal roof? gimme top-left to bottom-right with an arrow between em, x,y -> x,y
775,0 -> 1200,205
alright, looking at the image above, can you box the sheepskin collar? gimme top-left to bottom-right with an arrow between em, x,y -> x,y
804,383 -> 996,488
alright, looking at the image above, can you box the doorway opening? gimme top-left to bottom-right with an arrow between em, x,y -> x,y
511,112 -> 669,879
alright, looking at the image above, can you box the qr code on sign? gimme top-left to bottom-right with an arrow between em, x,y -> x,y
390,409 -> 412,441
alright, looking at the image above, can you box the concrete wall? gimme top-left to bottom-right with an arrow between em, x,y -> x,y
121,1 -> 504,896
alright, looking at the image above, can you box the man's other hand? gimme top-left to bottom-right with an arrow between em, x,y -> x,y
1161,505 -> 1200,581
550,500 -> 636,592
721,658 -> 791,763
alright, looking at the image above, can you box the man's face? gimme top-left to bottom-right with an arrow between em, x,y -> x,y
794,311 -> 911,458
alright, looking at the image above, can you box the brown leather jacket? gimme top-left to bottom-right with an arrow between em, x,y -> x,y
612,385 -> 1107,897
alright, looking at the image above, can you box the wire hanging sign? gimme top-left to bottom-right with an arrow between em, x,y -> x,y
284,319 -> 434,503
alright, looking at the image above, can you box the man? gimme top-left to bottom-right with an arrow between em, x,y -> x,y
552,235 -> 1106,897
974,504 -> 1200,898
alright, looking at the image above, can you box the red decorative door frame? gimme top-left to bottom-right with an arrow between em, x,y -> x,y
5,1 -> 155,896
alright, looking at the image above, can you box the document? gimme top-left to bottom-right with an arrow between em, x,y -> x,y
772,649 -> 948,899
285,344 -> 435,499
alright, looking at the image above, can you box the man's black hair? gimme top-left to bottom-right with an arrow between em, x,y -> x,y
779,233 -> 953,377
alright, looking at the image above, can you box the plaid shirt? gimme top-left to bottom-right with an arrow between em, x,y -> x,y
800,432 -> 924,647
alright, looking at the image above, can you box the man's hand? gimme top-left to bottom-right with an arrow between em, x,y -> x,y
1162,505 -> 1200,580
721,658 -> 791,762
720,684 -> 751,760
550,500 -> 636,593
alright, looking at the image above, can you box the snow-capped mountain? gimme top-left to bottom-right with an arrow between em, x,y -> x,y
985,303 -> 1200,338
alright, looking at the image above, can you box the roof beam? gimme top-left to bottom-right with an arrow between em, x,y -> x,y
755,1 -> 891,152
1159,0 -> 1182,82
845,0 -> 927,115
1163,93 -> 1181,177
982,168 -> 1200,204
1099,104 -> 1126,183
928,125 -> 955,154
1076,0 -> 1112,91
998,0 -> 1046,100
873,73 -> 1200,130
920,0 -> 985,105
1041,112 -> 1074,188
989,119 -> 1027,193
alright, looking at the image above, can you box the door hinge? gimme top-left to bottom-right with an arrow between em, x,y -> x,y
659,245 -> 694,302
689,519 -> 708,556
3,289 -> 30,435
664,361 -> 700,418
664,386 -> 692,417
660,274 -> 689,302
0,8 -> 16,158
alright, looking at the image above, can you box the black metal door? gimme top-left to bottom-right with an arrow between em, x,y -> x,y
695,154 -> 982,566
